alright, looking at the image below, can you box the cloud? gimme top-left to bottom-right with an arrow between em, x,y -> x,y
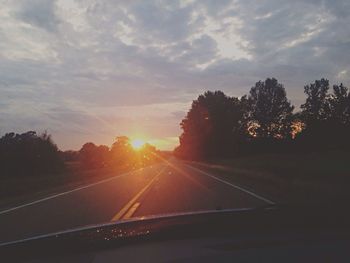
0,0 -> 349,150
15,0 -> 61,32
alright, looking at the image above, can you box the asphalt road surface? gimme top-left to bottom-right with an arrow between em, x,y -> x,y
0,158 -> 274,243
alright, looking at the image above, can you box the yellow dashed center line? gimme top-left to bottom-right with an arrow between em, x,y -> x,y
111,166 -> 166,221
123,202 -> 140,219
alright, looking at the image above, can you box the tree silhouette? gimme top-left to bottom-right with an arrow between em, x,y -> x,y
134,143 -> 160,166
327,83 -> 350,148
246,78 -> 294,139
60,150 -> 79,162
301,78 -> 330,124
110,136 -> 134,166
0,131 -> 63,177
79,142 -> 109,169
329,83 -> 350,125
78,136 -> 161,169
176,91 -> 246,160
297,79 -> 350,149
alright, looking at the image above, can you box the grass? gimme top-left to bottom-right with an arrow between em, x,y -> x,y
193,150 -> 350,206
221,151 -> 350,183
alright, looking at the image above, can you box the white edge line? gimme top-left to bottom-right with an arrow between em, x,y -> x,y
0,165 -> 162,215
185,164 -> 275,205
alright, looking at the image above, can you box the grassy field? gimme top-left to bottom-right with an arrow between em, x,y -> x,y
193,150 -> 350,206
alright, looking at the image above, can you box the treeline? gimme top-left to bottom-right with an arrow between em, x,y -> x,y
175,78 -> 350,160
75,136 -> 160,169
0,132 -> 160,177
0,131 -> 64,177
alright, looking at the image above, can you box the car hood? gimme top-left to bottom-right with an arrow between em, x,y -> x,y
1,205 -> 350,261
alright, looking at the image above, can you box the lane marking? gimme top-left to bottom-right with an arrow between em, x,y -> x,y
123,202 -> 140,219
185,164 -> 275,205
0,165 -> 163,216
111,166 -> 167,221
110,176 -> 157,221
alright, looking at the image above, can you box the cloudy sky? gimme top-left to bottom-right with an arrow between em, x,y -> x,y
1,0 -> 349,150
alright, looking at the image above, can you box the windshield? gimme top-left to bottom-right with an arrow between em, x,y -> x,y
0,0 -> 349,246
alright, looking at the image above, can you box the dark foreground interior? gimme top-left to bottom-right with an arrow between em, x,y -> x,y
1,205 -> 350,262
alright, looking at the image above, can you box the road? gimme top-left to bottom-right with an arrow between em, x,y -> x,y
0,158 -> 274,243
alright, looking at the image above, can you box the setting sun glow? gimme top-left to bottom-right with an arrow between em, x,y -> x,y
131,139 -> 145,150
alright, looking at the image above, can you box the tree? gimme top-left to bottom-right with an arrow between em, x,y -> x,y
329,83 -> 350,125
79,143 -> 109,168
297,79 -> 350,149
300,78 -> 330,124
0,131 -> 63,177
326,83 -> 350,148
135,143 -> 160,166
176,90 -> 246,160
110,136 -> 134,166
246,78 -> 294,139
60,150 -> 79,162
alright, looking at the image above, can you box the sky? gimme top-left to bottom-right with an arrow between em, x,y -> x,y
0,0 -> 349,150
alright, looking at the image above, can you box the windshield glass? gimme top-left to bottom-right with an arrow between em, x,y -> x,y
0,0 -> 349,246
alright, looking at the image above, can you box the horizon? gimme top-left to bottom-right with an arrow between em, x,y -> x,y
1,0 -> 349,151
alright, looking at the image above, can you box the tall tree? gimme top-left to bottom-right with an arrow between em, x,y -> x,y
300,78 -> 330,124
329,83 -> 350,125
177,90 -> 246,160
298,79 -> 350,149
110,136 -> 134,166
247,78 -> 294,139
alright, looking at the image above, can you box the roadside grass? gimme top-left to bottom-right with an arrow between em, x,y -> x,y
222,151 -> 350,182
191,150 -> 350,206
0,162 -> 139,209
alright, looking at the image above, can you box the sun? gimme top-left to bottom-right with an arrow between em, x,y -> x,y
130,138 -> 145,150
